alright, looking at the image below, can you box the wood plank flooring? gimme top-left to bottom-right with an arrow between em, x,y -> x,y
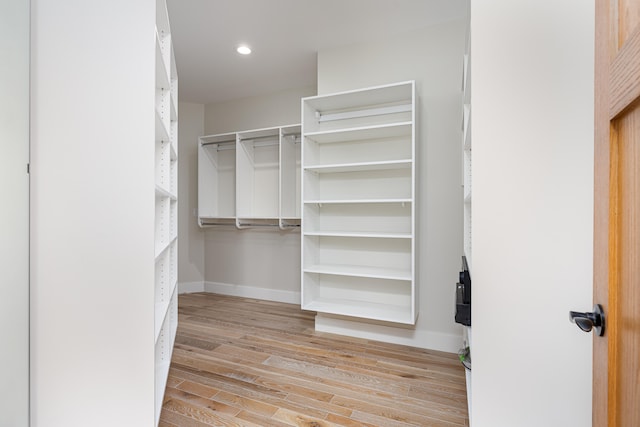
159,293 -> 469,427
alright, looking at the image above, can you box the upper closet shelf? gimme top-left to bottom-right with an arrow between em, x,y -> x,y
304,81 -> 414,114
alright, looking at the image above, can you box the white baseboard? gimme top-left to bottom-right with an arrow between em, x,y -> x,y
178,281 -> 205,294
203,281 -> 301,305
315,314 -> 463,353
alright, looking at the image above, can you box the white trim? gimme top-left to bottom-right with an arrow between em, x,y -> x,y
315,314 -> 463,353
204,281 -> 301,305
178,281 -> 205,294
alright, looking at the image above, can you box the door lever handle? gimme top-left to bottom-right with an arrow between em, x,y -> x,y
569,304 -> 605,336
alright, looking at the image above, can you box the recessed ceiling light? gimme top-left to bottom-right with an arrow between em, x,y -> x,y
236,45 -> 251,55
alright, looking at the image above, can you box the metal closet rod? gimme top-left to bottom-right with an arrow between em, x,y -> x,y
202,132 -> 301,147
282,132 -> 301,137
201,139 -> 235,147
237,222 -> 278,227
199,220 -> 235,226
200,221 -> 300,228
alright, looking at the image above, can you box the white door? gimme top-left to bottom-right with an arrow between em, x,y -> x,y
0,0 -> 30,425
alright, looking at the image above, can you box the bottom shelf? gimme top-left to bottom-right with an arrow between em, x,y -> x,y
302,272 -> 415,324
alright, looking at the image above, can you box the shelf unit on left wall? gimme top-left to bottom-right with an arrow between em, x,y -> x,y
154,0 -> 178,423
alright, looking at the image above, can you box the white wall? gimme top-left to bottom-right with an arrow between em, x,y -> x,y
471,2 -> 594,426
205,86 -> 315,134
0,0 -> 29,425
178,102 -> 206,291
315,21 -> 466,351
202,86 -> 316,303
30,0 -> 156,425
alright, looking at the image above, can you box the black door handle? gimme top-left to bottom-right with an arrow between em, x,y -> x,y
569,304 -> 605,336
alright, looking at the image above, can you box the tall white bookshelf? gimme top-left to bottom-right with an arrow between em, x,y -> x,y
155,0 -> 178,423
198,124 -> 301,229
301,81 -> 417,325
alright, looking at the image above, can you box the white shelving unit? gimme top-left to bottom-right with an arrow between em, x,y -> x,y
154,0 -> 178,423
198,124 -> 301,229
461,12 -> 472,423
301,81 -> 417,325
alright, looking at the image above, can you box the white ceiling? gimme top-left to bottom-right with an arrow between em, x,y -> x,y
166,0 -> 467,105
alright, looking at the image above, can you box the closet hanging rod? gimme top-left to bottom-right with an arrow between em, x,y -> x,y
200,222 -> 236,226
316,103 -> 412,123
236,223 -> 281,229
239,134 -> 279,143
201,139 -> 236,147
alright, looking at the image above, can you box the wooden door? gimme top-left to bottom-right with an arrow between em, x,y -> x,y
594,1 -> 640,426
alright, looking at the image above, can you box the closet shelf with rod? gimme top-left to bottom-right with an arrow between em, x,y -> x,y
198,124 -> 302,229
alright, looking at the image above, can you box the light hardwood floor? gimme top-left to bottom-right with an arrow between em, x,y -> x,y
159,293 -> 469,427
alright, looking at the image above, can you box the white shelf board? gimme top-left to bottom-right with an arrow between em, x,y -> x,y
304,263 -> 411,281
154,280 -> 177,344
155,110 -> 170,142
304,121 -> 412,144
304,159 -> 412,174
304,198 -> 412,205
170,142 -> 177,160
170,98 -> 177,122
302,81 -> 414,114
155,35 -> 170,90
155,184 -> 176,200
239,127 -> 280,140
200,132 -> 237,146
303,231 -> 411,239
463,104 -> 471,150
303,298 -> 414,324
464,188 -> 471,203
155,235 -> 177,261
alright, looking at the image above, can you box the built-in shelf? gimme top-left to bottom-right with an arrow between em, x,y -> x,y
304,159 -> 412,174
199,124 -> 301,229
303,298 -> 414,325
303,231 -> 411,239
304,121 -> 412,144
154,0 -> 177,423
301,81 -> 417,325
304,264 -> 411,281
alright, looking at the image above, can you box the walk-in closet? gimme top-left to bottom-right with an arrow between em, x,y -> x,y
3,1 -> 598,426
